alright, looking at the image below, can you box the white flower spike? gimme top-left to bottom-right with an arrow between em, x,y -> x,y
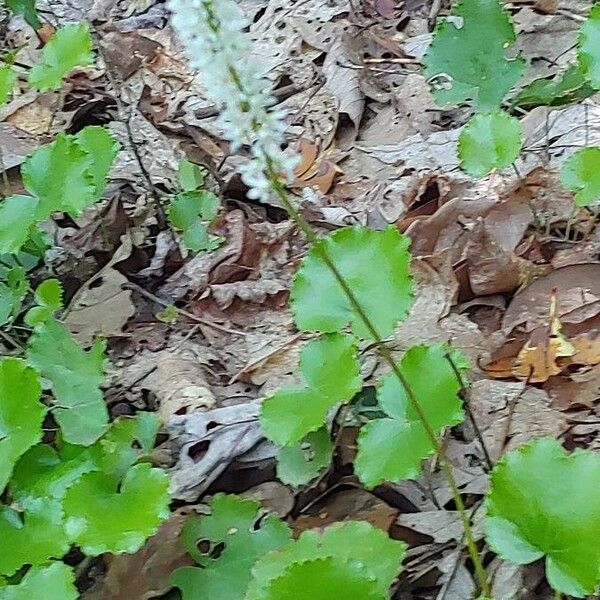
168,0 -> 298,203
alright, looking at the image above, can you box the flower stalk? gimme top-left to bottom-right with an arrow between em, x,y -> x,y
169,0 -> 491,595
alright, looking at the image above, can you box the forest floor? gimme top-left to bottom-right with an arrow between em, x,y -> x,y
1,0 -> 599,598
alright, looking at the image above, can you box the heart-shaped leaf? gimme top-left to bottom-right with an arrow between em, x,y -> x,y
246,521 -> 406,599
276,427 -> 333,487
579,4 -> 600,89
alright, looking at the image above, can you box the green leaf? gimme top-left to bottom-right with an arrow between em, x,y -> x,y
172,494 -> 291,600
560,147 -> 600,207
0,267 -> 28,326
179,158 -> 206,191
423,0 -> 525,110
252,558 -> 384,600
486,438 -> 600,597
169,190 -> 220,252
261,333 -> 361,446
247,521 -> 406,599
511,65 -> 595,111
0,359 -> 45,493
63,463 -> 169,555
458,111 -> 522,177
2,0 -> 41,29
28,23 -> 94,91
10,413 -> 160,501
579,4 -> 600,89
291,226 -> 413,339
355,345 -> 465,488
24,278 -> 62,326
0,498 -> 69,575
10,444 -> 95,502
0,65 -> 17,105
22,134 -> 95,217
276,427 -> 333,487
0,195 -> 39,254
74,126 -> 120,199
27,318 -> 108,445
0,563 -> 77,600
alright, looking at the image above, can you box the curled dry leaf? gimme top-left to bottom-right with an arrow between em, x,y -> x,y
63,235 -> 135,346
155,351 -> 216,421
167,400 -> 270,501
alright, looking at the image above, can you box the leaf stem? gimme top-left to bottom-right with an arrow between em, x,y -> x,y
266,164 -> 491,598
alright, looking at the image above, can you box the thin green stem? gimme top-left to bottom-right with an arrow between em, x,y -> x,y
267,165 -> 490,598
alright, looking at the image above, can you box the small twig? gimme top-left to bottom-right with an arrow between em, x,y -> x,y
445,351 -> 494,472
122,281 -> 247,336
90,29 -> 169,229
555,8 -> 586,23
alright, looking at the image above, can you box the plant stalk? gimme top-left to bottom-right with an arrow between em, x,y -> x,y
267,167 -> 491,598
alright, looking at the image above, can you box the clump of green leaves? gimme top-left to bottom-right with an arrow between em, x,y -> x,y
172,494 -> 406,600
0,407 -> 169,596
168,158 -> 222,252
424,0 -> 524,176
0,126 -> 119,254
260,224 -> 471,492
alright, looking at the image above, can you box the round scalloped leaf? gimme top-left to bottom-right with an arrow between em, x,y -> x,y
63,463 -> 169,555
355,345 -> 465,488
247,521 -> 405,599
253,557 -> 384,600
0,498 -> 69,575
423,0 -> 524,110
458,111 -> 522,177
0,358 -> 45,493
291,226 -> 413,339
560,147 -> 600,207
28,24 -> 94,91
171,494 -> 291,600
486,437 -> 600,597
261,333 -> 361,446
579,4 -> 600,89
0,563 -> 77,600
276,427 -> 333,486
